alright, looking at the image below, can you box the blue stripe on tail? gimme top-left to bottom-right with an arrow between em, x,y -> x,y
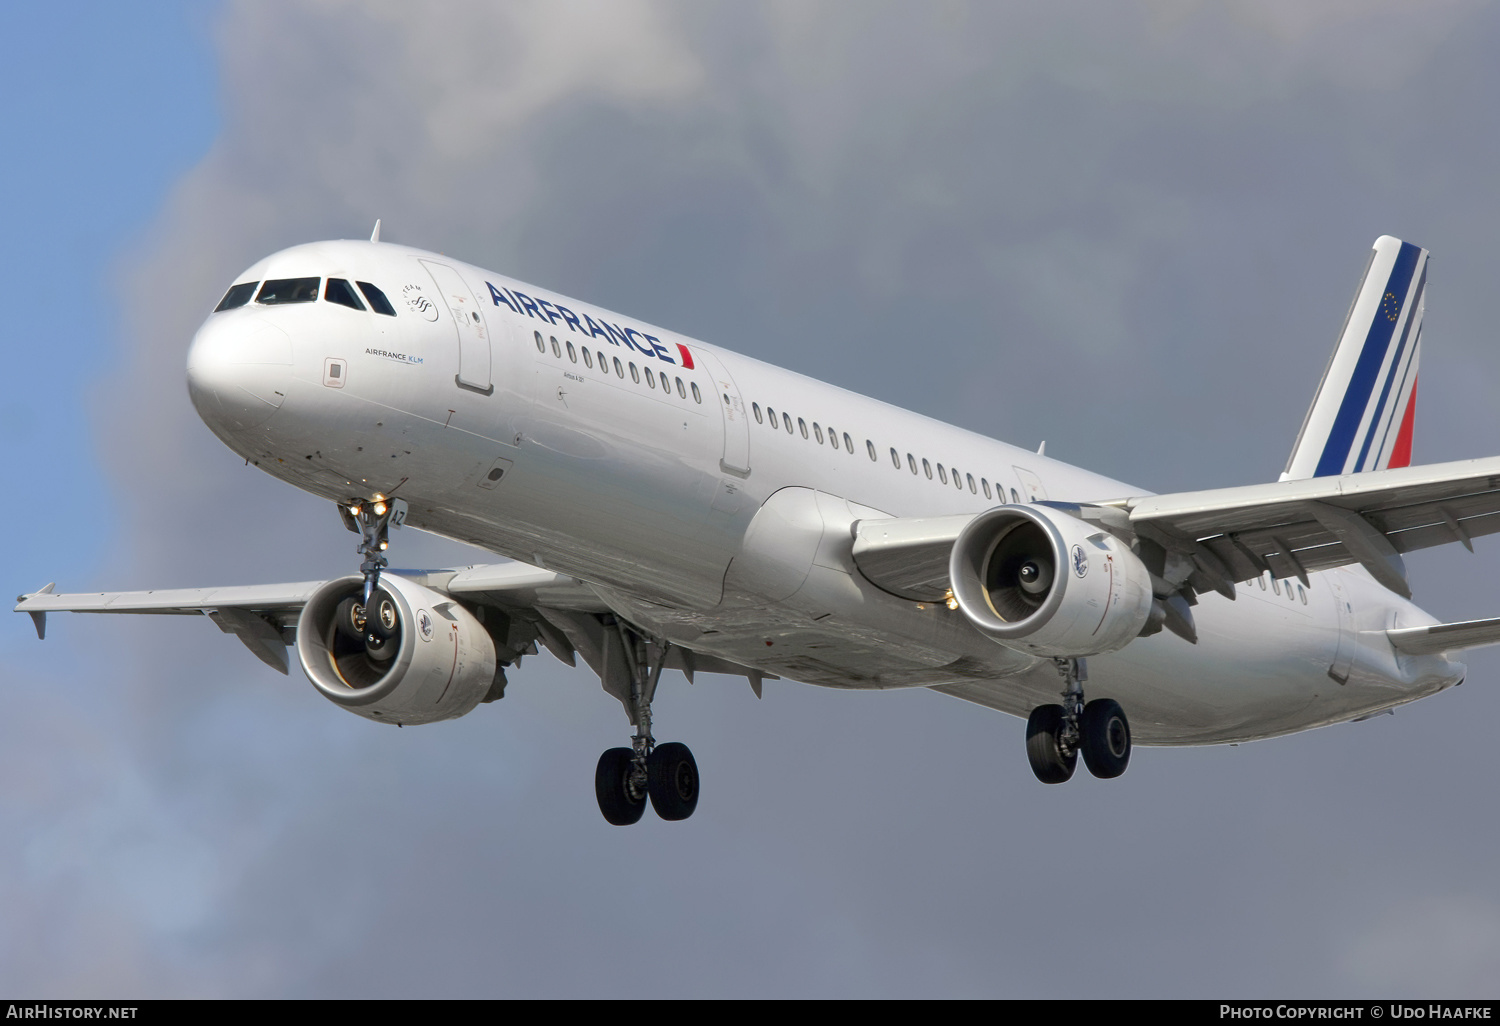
1313,241 -> 1422,477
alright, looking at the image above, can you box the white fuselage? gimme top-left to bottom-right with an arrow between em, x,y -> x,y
185,240 -> 1464,745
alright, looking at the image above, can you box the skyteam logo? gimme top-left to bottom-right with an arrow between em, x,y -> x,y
1071,544 -> 1089,579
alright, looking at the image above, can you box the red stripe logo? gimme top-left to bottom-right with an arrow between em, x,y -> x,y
676,344 -> 695,370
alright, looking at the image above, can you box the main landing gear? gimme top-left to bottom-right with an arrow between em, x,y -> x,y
1025,657 -> 1132,784
594,623 -> 700,826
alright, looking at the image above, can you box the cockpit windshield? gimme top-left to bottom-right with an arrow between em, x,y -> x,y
324,278 -> 366,311
214,282 -> 259,312
256,277 -> 321,305
357,281 -> 397,316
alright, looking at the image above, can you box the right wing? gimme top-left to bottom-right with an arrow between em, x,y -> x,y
1123,454 -> 1500,598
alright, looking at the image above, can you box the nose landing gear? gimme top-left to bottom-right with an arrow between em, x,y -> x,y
1026,657 -> 1132,783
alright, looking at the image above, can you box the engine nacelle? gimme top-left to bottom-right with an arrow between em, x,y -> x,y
297,574 -> 498,726
948,505 -> 1152,657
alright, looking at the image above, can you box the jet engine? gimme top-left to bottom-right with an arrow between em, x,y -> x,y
948,505 -> 1153,657
297,574 -> 499,726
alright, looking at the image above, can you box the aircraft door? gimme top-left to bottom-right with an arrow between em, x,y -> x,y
1328,576 -> 1355,684
1013,466 -> 1047,502
692,347 -> 751,478
420,259 -> 493,395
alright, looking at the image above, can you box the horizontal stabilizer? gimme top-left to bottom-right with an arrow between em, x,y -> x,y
1383,617 -> 1500,656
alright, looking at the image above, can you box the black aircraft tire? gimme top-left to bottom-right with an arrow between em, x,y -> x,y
595,747 -> 646,826
1026,704 -> 1076,784
1080,698 -> 1131,779
647,742 -> 700,821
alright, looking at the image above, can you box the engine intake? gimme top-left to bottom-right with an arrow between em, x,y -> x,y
948,505 -> 1152,657
297,574 -> 498,726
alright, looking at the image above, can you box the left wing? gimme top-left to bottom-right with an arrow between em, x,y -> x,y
15,563 -> 773,696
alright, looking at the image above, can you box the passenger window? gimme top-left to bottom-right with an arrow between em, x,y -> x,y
799,418 -> 809,439
938,464 -> 948,484
783,412 -> 793,433
677,377 -> 687,398
923,458 -> 932,479
814,423 -> 824,444
214,282 -> 258,312
614,357 -> 624,377
1259,574 -> 1267,590
908,454 -> 917,474
1272,577 -> 1281,595
826,425 -> 838,447
866,440 -> 877,461
535,331 -> 546,353
582,348 -> 593,369
1299,585 -> 1307,604
257,277 -> 320,305
691,382 -> 702,403
753,403 -> 763,424
597,351 -> 608,372
629,362 -> 640,383
890,447 -> 901,468
567,340 -> 577,363
843,432 -> 853,453
551,337 -> 561,358
645,367 -> 656,388
954,470 -> 963,489
325,278 -> 366,311
356,281 -> 397,316
967,473 -> 977,493
1011,488 -> 1020,503
982,478 -> 992,499
767,407 -> 777,428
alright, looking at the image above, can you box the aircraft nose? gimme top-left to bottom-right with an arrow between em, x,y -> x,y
186,316 -> 293,434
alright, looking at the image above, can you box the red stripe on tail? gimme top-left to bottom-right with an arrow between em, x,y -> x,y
1388,377 -> 1417,469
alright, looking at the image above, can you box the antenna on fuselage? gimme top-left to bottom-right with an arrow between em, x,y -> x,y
370,219 -> 382,243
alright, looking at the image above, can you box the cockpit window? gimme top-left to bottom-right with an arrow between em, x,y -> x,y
325,278 -> 366,311
356,281 -> 397,316
214,282 -> 259,312
256,277 -> 320,305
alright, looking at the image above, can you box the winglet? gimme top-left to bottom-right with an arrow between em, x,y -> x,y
19,582 -> 54,640
370,219 -> 382,243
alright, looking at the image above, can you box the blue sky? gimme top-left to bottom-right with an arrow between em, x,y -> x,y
5,0 -> 1500,998
2,2 -> 217,589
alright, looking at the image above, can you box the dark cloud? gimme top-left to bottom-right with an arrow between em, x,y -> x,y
5,0 -> 1500,996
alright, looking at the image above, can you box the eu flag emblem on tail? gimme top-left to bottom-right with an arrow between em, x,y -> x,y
1283,236 -> 1427,481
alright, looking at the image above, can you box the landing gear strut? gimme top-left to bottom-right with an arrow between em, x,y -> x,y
1026,657 -> 1131,783
332,498 -> 401,649
594,621 -> 699,825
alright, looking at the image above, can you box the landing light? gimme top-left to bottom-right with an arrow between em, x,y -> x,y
373,502 -> 387,516
944,588 -> 959,611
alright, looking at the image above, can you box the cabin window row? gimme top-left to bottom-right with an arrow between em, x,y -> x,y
747,400 -> 1024,502
1257,572 -> 1309,604
750,402 -> 857,456
538,331 -> 701,403
886,446 -> 1017,502
214,277 -> 397,316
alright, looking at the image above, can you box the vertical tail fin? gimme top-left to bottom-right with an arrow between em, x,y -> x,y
1282,236 -> 1427,480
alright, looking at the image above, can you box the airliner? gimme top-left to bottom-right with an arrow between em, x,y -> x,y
19,227 -> 1500,824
